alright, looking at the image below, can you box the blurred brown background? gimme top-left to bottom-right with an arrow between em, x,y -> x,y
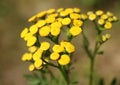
0,0 -> 120,85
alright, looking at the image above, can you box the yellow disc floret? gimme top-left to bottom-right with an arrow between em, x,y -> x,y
58,54 -> 70,65
29,25 -> 38,34
69,26 -> 82,36
27,36 -> 37,47
28,64 -> 35,71
52,44 -> 64,53
104,22 -> 112,29
34,59 -> 43,68
50,52 -> 60,60
88,13 -> 96,21
39,26 -> 50,37
36,20 -> 46,28
20,28 -> 28,38
40,42 -> 50,51
62,17 -> 71,25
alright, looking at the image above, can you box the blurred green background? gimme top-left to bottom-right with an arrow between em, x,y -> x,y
0,0 -> 120,85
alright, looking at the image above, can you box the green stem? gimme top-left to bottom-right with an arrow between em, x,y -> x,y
58,65 -> 70,85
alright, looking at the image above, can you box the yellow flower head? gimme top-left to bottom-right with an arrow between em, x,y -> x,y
101,14 -> 108,20
106,11 -> 113,17
70,13 -> 80,19
40,42 -> 50,51
69,26 -> 82,36
21,53 -> 32,61
28,46 -> 37,53
65,8 -> 74,14
57,8 -> 64,13
20,28 -> 28,38
73,8 -> 81,13
46,17 -> 55,23
96,10 -> 104,16
62,17 -> 71,25
52,44 -> 64,53
28,64 -> 35,71
113,16 -> 118,21
81,14 -> 88,20
24,32 -> 33,41
98,19 -> 105,25
27,36 -> 37,47
48,13 -> 58,18
39,26 -> 50,37
60,11 -> 69,17
73,20 -> 83,27
88,13 -> 96,21
34,59 -> 43,68
60,41 -> 75,53
36,20 -> 46,28
47,9 -> 55,14
56,18 -> 63,22
29,25 -> 38,34
58,54 -> 70,65
36,11 -> 47,18
33,48 -> 43,61
104,22 -> 112,29
28,16 -> 37,22
51,27 -> 61,36
50,52 -> 60,60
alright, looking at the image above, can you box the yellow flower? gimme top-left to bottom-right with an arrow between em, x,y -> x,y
96,10 -> 104,16
51,27 -> 61,36
20,28 -> 28,38
24,32 -> 33,41
62,17 -> 71,25
64,42 -> 75,53
113,16 -> 118,21
65,8 -> 73,14
51,21 -> 62,28
36,11 -> 47,18
50,52 -> 60,60
60,41 -> 75,53
33,48 -> 43,61
104,22 -> 112,29
106,11 -> 113,17
47,9 -> 55,14
48,13 -> 58,18
58,54 -> 70,65
57,8 -> 64,12
87,11 -> 94,15
70,13 -> 80,19
60,11 -> 69,17
21,53 -> 32,61
27,36 -> 37,47
81,14 -> 88,20
73,8 -> 81,13
98,19 -> 105,25
40,42 -> 50,51
101,14 -> 108,19
34,59 -> 43,68
88,13 -> 96,21
29,25 -> 38,34
102,35 -> 106,42
28,64 -> 35,71
108,18 -> 114,22
56,18 -> 63,22
36,20 -> 46,28
28,46 -> 37,53
28,15 -> 37,22
39,26 -> 50,37
69,26 -> 82,36
46,17 -> 55,23
52,44 -> 64,53
105,34 -> 111,39
73,20 -> 83,27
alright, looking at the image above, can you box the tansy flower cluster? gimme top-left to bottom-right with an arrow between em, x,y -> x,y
20,8 -> 118,71
87,10 -> 118,30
